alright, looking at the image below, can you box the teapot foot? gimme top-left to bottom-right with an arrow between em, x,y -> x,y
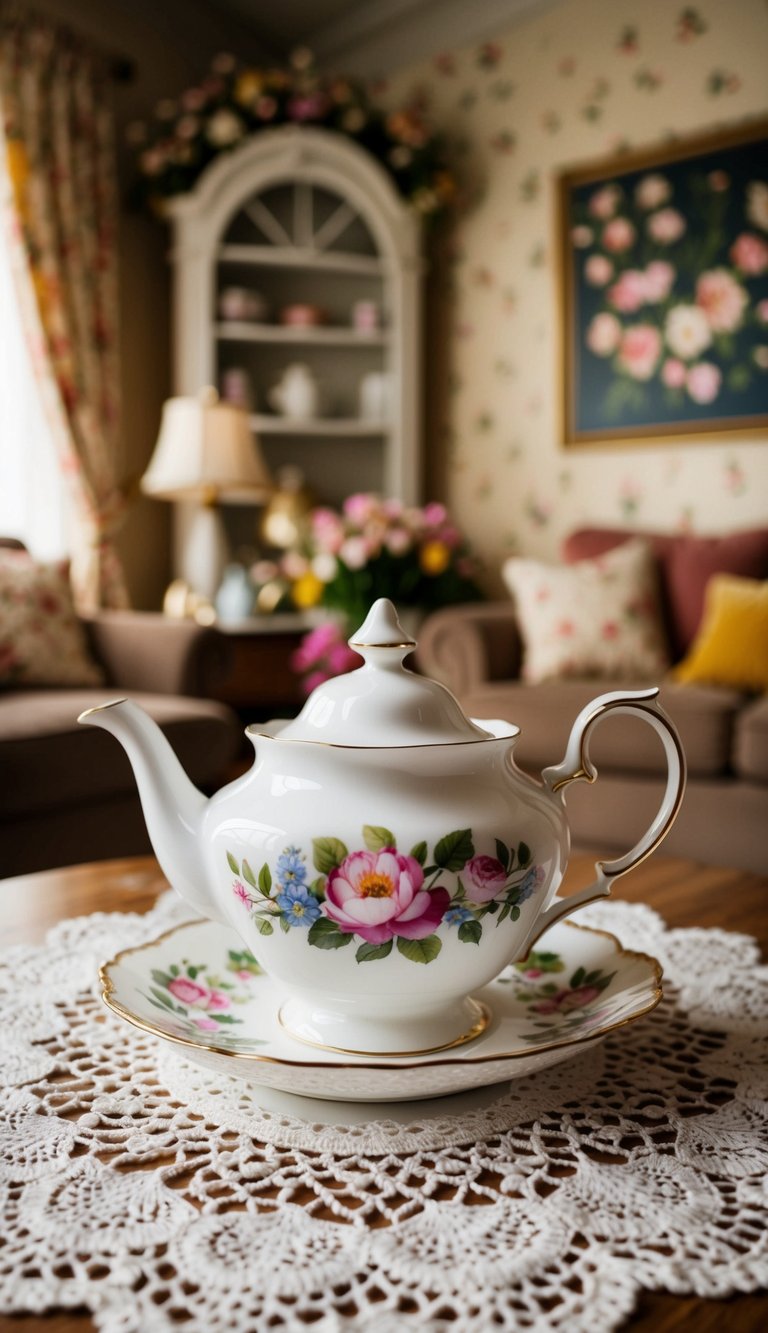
277,995 -> 490,1058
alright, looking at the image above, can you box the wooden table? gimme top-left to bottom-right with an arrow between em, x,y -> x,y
1,852 -> 766,1333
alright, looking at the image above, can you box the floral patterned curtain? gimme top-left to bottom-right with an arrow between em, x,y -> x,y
0,8 -> 128,608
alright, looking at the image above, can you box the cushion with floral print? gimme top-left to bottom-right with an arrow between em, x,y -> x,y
501,539 -> 670,683
0,550 -> 104,687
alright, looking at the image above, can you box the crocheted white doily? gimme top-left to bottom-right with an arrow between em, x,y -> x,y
1,891 -> 766,1332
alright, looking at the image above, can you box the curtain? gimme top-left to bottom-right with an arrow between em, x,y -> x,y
0,7 -> 128,608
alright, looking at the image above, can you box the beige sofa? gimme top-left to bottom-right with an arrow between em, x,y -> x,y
416,533 -> 768,875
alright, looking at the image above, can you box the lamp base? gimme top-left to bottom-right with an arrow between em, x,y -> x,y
175,501 -> 228,604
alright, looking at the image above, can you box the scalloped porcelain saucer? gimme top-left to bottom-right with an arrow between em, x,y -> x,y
100,918 -> 662,1101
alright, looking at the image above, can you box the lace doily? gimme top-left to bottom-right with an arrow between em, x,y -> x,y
1,890 -> 767,1332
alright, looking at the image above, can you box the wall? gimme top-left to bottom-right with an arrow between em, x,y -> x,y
387,0 -> 768,585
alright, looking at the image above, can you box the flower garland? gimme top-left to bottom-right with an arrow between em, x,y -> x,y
128,47 -> 457,217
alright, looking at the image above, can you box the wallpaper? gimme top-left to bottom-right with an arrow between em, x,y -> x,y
385,0 -> 768,582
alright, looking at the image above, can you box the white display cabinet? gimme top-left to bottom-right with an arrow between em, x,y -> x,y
167,126 -> 424,537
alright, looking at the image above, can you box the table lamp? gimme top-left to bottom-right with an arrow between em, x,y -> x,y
141,387 -> 273,604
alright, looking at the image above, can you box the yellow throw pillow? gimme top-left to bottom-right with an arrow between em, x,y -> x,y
673,574 -> 768,692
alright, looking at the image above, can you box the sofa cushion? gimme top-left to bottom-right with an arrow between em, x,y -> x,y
733,696 -> 768,784
463,679 -> 742,779
674,574 -> 768,693
501,540 -> 670,683
564,527 -> 768,659
0,551 -> 104,687
0,689 -> 241,818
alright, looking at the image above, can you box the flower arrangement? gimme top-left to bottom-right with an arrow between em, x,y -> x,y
127,48 -> 456,217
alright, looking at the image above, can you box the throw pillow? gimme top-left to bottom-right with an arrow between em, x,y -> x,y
502,539 -> 670,684
673,575 -> 768,692
0,550 -> 104,687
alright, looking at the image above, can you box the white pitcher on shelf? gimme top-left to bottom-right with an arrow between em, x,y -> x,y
268,364 -> 322,420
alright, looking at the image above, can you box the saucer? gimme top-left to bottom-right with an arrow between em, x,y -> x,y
100,919 -> 662,1102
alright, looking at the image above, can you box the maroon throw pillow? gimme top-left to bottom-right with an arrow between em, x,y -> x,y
563,527 -> 768,659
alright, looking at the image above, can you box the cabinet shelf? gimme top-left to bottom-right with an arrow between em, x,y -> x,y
251,415 -> 387,437
219,244 -> 385,276
216,322 -> 389,346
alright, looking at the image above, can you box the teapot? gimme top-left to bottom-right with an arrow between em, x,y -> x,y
79,600 -> 685,1057
268,363 -> 321,420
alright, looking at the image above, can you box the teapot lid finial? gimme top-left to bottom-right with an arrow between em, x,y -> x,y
349,599 -> 416,658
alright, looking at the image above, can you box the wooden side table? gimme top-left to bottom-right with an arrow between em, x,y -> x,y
205,614 -> 316,722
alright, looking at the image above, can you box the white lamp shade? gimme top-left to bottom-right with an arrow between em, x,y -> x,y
141,390 -> 273,505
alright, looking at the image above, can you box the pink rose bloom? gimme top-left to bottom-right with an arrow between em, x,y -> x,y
644,260 -> 675,302
422,501 -> 448,527
588,184 -> 621,219
205,989 -> 231,1012
617,324 -> 662,381
385,527 -> 412,556
584,255 -> 613,286
729,232 -> 768,276
602,217 -> 636,252
571,225 -> 594,248
339,535 -> 370,570
686,362 -> 722,404
608,269 -> 647,312
661,358 -> 686,388
194,1017 -> 219,1032
291,621 -> 340,672
647,208 -> 686,244
343,492 -> 378,525
523,968 -> 542,979
465,855 -> 508,904
696,268 -> 748,332
586,312 -> 622,357
533,984 -> 601,1016
302,669 -> 331,694
324,849 -> 450,944
168,977 -> 210,1007
634,173 -> 671,210
327,642 -> 361,674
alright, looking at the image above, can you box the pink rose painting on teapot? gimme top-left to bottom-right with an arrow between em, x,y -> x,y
228,825 -> 545,965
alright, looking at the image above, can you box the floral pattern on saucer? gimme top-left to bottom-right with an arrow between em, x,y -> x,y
228,824 -> 544,964
501,948 -> 617,1042
140,947 -> 266,1050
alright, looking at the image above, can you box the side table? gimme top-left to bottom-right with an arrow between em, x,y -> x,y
207,614 -> 313,722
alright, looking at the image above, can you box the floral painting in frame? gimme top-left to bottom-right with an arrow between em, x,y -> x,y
558,119 -> 768,446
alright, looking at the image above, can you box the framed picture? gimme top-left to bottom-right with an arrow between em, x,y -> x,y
558,119 -> 768,446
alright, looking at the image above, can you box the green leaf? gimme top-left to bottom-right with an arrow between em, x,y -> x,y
279,915 -> 290,933
255,917 -> 274,936
583,970 -> 602,986
495,839 -> 510,871
422,864 -> 439,877
396,934 -> 442,964
148,987 -> 176,1011
187,966 -> 199,979
434,828 -> 474,872
570,966 -> 586,988
458,920 -> 482,945
497,903 -> 511,924
309,876 -> 326,900
363,825 -> 396,852
212,1013 -> 241,1025
517,841 -> 532,868
312,836 -> 348,876
307,917 -> 353,950
257,863 -> 272,897
169,964 -> 180,977
355,939 -> 393,963
410,841 -> 428,866
242,858 -> 257,889
150,969 -> 172,989
226,851 -> 240,876
511,905 -> 520,921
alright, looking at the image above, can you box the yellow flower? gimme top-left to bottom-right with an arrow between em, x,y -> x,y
292,571 -> 324,608
235,70 -> 263,105
420,540 -> 450,576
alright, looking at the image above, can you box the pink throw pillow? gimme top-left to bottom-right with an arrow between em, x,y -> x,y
0,550 -> 104,687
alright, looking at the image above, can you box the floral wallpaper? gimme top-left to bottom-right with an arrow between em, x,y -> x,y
385,0 -> 768,580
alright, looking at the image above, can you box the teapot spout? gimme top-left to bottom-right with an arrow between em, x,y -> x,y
78,698 -> 219,920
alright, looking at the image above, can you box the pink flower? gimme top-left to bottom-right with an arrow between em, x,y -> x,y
571,225 -> 594,248
324,849 -> 450,944
205,989 -> 231,1012
232,880 -> 251,905
729,232 -> 768,276
602,621 -> 619,639
194,1017 -> 219,1032
602,217 -> 636,252
533,984 -> 601,1015
339,535 -> 370,570
647,208 -> 686,244
523,968 -> 542,979
686,362 -> 722,404
422,501 -> 448,527
661,358 -> 686,388
302,669 -> 331,693
696,268 -> 748,332
634,173 -> 671,210
343,492 -> 379,524
584,255 -> 613,286
464,855 -> 508,904
608,269 -> 647,312
586,312 -> 621,356
589,184 -> 622,219
617,324 -> 662,380
168,977 -> 210,1007
644,260 -> 675,301
756,300 -> 768,325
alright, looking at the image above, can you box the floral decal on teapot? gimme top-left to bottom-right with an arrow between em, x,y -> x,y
227,826 -> 544,965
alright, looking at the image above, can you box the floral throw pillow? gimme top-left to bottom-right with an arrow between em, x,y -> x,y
0,550 -> 104,687
501,539 -> 670,683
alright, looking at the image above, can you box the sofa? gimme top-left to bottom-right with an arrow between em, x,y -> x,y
0,567 -> 243,876
416,527 -> 768,874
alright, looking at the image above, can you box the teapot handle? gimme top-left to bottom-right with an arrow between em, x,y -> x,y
530,688 -> 686,946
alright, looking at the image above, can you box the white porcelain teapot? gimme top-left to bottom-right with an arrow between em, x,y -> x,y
79,600 -> 685,1057
268,363 -> 321,419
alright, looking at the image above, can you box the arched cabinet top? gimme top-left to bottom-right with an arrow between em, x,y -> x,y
166,125 -> 422,269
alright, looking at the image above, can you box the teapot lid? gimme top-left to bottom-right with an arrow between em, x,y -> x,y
273,599 -> 492,746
